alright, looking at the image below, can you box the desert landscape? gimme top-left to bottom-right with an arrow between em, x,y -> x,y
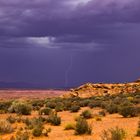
0,0 -> 140,140
0,80 -> 140,140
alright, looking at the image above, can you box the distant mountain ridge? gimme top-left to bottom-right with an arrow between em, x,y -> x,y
62,79 -> 140,98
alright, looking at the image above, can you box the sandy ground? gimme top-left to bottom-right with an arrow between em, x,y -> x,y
0,89 -> 67,99
0,107 -> 140,140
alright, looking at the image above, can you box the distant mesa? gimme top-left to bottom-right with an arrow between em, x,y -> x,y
62,78 -> 140,98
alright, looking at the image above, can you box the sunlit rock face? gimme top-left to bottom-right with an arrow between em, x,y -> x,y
62,79 -> 140,98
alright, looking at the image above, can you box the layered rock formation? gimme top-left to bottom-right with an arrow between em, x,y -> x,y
62,79 -> 140,98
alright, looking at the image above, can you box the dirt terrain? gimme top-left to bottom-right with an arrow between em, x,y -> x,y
0,89 -> 67,100
1,107 -> 140,140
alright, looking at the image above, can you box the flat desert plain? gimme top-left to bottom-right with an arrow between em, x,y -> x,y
0,89 -> 67,99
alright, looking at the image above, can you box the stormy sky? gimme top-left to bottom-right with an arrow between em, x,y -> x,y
0,0 -> 140,88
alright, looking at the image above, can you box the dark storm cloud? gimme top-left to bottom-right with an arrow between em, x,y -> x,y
0,0 -> 140,50
0,0 -> 140,88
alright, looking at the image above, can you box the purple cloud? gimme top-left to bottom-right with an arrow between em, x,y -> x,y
0,0 -> 140,48
0,0 -> 140,87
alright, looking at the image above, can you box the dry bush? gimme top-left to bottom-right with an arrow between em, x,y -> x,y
101,127 -> 126,140
23,117 -> 44,130
6,116 -> 16,124
32,126 -> 43,137
80,110 -> 92,119
47,111 -> 61,126
0,119 -> 13,134
64,123 -> 75,130
75,117 -> 92,135
99,110 -> 106,116
119,105 -> 137,118
39,107 -> 52,115
13,131 -> 29,140
42,128 -> 51,137
136,120 -> 140,137
9,101 -> 32,115
70,105 -> 80,112
95,116 -> 102,121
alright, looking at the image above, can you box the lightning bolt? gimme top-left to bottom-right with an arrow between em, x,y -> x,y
65,54 -> 73,88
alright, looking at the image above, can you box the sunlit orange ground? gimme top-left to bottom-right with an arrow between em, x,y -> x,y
0,107 -> 140,140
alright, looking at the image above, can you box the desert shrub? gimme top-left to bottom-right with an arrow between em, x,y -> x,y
135,94 -> 140,98
119,105 -> 137,117
113,97 -> 123,105
46,102 -> 56,109
121,100 -> 133,106
23,117 -> 43,130
138,120 -> 140,129
22,118 -> 31,128
80,110 -> 92,119
31,117 -> 43,128
101,101 -> 111,109
31,100 -> 44,108
32,126 -> 43,137
137,128 -> 140,137
7,116 -> 16,124
63,100 -> 72,110
74,115 -> 81,121
16,116 -> 22,123
135,106 -> 140,115
0,101 -> 12,112
0,119 -> 13,134
70,105 -> 80,112
47,111 -> 61,126
14,131 -> 29,140
38,116 -> 47,123
9,101 -> 32,115
99,110 -> 106,116
39,107 -> 52,115
55,106 -> 63,112
109,127 -> 126,140
136,120 -> 140,137
45,97 -> 63,104
64,123 -> 75,130
55,103 -> 64,112
79,100 -> 90,107
95,116 -> 102,121
132,98 -> 140,104
0,110 -> 6,114
106,102 -> 118,114
101,127 -> 126,140
33,106 -> 41,111
71,100 -> 80,106
75,117 -> 92,135
42,128 -> 51,137
88,100 -> 102,108
127,97 -> 134,102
